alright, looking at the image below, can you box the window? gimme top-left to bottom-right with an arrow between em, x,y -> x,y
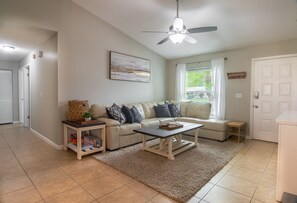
185,67 -> 213,103
176,58 -> 225,119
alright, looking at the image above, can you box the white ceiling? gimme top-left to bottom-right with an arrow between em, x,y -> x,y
0,20 -> 56,61
73,0 -> 297,59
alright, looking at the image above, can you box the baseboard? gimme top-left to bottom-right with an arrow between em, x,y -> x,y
13,121 -> 20,124
30,128 -> 63,150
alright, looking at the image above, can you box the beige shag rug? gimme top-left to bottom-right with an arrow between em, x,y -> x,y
94,138 -> 243,202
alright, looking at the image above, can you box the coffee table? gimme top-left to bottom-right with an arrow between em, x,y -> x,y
134,122 -> 203,160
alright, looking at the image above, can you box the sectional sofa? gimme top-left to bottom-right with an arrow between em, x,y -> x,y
91,101 -> 230,150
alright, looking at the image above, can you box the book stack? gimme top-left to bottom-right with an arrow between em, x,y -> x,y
69,133 -> 102,149
84,135 -> 102,148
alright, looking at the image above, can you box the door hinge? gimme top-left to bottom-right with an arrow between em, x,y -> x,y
27,73 -> 29,76
27,116 -> 30,119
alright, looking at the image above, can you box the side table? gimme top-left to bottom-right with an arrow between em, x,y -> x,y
62,120 -> 106,160
226,121 -> 246,143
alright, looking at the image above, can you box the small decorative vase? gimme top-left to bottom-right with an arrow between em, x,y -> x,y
84,117 -> 91,121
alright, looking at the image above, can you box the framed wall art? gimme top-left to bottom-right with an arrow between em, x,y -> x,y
109,51 -> 151,83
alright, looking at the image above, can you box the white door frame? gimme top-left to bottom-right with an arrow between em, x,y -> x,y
250,53 -> 297,139
19,64 -> 31,127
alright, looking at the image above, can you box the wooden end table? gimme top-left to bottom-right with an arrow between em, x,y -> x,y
62,120 -> 106,160
226,121 -> 246,143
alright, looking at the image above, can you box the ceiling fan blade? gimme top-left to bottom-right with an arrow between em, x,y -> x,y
142,31 -> 167,34
184,35 -> 197,44
188,26 -> 217,34
157,36 -> 170,45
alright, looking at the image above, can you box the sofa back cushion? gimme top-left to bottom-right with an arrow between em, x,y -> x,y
91,104 -> 108,118
141,101 -> 157,119
185,102 -> 211,119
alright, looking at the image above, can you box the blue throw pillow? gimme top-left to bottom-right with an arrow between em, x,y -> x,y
121,106 -> 134,124
154,104 -> 171,117
131,106 -> 143,123
168,103 -> 180,117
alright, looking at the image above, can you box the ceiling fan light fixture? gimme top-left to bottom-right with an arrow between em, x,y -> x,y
172,17 -> 184,31
169,33 -> 185,44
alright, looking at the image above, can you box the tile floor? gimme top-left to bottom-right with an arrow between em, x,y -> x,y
0,124 -> 278,203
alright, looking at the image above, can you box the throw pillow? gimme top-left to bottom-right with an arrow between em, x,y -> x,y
131,106 -> 143,123
106,103 -> 126,124
154,104 -> 171,117
121,106 -> 134,124
168,103 -> 180,117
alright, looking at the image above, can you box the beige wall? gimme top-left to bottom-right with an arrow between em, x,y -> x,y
20,34 -> 59,144
167,39 -> 297,135
0,0 -> 166,145
0,60 -> 19,121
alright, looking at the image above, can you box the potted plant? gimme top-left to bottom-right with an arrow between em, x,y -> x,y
82,112 -> 92,121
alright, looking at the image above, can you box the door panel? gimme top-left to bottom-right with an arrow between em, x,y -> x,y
253,56 -> 297,142
0,70 -> 13,124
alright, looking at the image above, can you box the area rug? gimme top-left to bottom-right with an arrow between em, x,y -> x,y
94,138 -> 244,202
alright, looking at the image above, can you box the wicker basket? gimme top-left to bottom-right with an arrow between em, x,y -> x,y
68,100 -> 89,121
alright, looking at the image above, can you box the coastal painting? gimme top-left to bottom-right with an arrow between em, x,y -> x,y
109,51 -> 151,83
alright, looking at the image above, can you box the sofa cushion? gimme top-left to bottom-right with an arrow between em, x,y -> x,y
121,106 -> 134,124
168,103 -> 180,117
176,117 -> 229,131
131,106 -> 143,123
141,118 -> 160,127
119,123 -> 141,136
158,117 -> 175,124
185,102 -> 211,119
154,104 -> 171,117
91,104 -> 107,118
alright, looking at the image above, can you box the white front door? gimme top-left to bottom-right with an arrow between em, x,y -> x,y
0,70 -> 13,124
252,56 -> 297,142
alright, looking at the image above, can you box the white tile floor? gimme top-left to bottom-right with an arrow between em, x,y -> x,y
0,124 -> 278,203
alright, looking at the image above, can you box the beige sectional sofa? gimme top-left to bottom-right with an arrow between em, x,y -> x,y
91,101 -> 230,150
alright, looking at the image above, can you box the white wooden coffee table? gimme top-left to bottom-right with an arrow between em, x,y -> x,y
134,122 -> 203,160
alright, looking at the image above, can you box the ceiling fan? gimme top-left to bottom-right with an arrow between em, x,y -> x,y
142,0 -> 217,45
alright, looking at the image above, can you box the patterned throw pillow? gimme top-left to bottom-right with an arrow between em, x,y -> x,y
106,103 -> 126,124
130,106 -> 143,123
121,106 -> 134,124
154,104 -> 171,117
168,103 -> 180,117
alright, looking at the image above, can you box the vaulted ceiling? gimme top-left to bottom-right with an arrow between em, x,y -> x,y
73,0 -> 297,59
0,20 -> 56,61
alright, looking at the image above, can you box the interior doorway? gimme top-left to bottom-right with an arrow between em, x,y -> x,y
250,54 -> 297,142
19,65 -> 30,127
0,70 -> 13,124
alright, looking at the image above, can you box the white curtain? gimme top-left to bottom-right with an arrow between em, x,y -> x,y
211,58 -> 225,120
175,63 -> 186,101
